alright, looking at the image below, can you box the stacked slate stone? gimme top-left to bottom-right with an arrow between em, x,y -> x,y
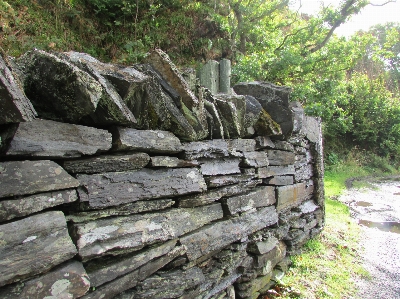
0,48 -> 324,299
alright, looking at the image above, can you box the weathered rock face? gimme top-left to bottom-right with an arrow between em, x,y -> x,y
0,211 -> 77,287
0,54 -> 37,124
0,52 -> 325,299
3,119 -> 112,158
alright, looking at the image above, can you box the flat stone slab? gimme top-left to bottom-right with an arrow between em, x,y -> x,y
257,165 -> 295,178
0,160 -> 80,198
4,119 -> 112,158
112,127 -> 182,154
0,211 -> 77,287
67,199 -> 175,223
241,151 -> 269,168
222,186 -> 276,215
180,206 -> 278,261
0,54 -> 37,124
63,153 -> 150,174
77,168 -> 206,209
70,204 -> 223,261
265,150 -> 296,166
263,175 -> 294,186
0,260 -> 90,299
295,200 -> 319,214
247,236 -> 279,255
85,239 -> 177,287
178,180 -> 260,208
205,174 -> 255,188
0,189 -> 77,222
276,183 -> 314,211
150,156 -> 199,168
81,246 -> 186,299
199,158 -> 241,176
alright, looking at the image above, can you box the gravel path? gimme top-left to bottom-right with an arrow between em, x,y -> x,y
338,177 -> 400,299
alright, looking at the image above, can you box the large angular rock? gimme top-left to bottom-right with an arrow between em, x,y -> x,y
233,82 -> 293,136
247,236 -> 279,255
124,267 -> 206,299
17,49 -> 137,125
77,167 -> 206,209
81,246 -> 186,299
276,182 -> 314,211
0,189 -> 77,222
222,186 -> 276,215
254,241 -> 287,268
0,260 -> 90,299
0,211 -> 77,287
0,160 -> 80,198
213,94 -> 246,138
67,199 -> 175,222
70,204 -> 223,261
112,127 -> 182,154
290,101 -> 304,134
85,239 -> 177,287
254,108 -> 282,136
180,206 -> 278,261
4,119 -> 112,158
63,153 -> 150,174
144,49 -> 208,140
0,54 -> 36,124
199,157 -> 241,176
243,95 -> 262,135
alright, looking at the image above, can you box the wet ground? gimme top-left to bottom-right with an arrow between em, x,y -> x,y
338,176 -> 400,299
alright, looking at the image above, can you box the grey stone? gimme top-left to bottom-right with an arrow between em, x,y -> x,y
254,136 -> 275,150
304,218 -> 318,231
150,156 -> 199,168
70,204 -> 223,261
241,151 -> 269,168
77,168 -> 206,209
288,217 -> 307,229
202,273 -> 242,299
81,246 -> 186,299
294,163 -> 314,182
289,101 -> 304,134
4,119 -> 112,158
204,97 -> 225,139
229,139 -> 257,153
253,108 -> 282,136
182,139 -> 231,160
236,273 -> 272,299
0,260 -> 90,299
144,49 -> 208,140
256,165 -> 295,178
214,94 -> 246,138
265,150 -> 296,166
263,175 -> 294,186
199,158 -> 241,176
205,174 -> 255,188
233,81 -> 293,136
67,199 -> 175,222
222,186 -> 275,215
0,54 -> 36,124
0,211 -> 77,287
0,160 -> 80,198
274,141 -> 295,152
63,153 -> 150,174
254,241 -> 286,269
180,206 -> 278,261
219,59 -> 231,94
295,200 -> 319,214
19,49 -> 137,126
276,183 -> 314,211
112,127 -> 182,154
178,180 -> 260,208
200,60 -> 220,94
247,236 -> 279,255
85,239 -> 177,287
0,189 -> 77,222
302,116 -> 322,143
244,95 -> 262,133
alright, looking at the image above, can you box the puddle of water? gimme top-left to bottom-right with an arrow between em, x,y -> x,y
354,201 -> 372,207
358,219 -> 400,234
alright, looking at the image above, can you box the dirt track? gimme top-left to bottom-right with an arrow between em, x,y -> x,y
338,177 -> 400,299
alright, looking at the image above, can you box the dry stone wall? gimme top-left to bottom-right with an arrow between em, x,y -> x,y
0,48 -> 324,299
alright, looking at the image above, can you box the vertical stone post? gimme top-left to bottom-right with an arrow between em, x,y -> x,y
199,60 -> 219,94
219,58 -> 231,94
